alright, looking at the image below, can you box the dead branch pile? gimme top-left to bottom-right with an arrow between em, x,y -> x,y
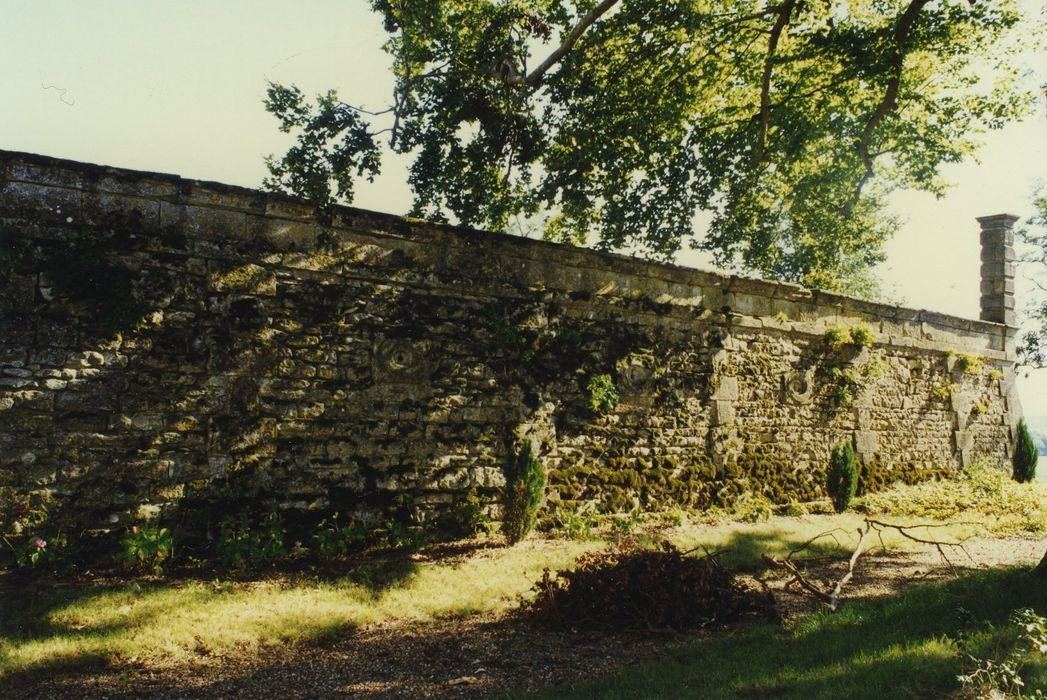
525,539 -> 777,631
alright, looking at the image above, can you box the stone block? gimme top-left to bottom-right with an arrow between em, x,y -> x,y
711,400 -> 736,427
246,216 -> 320,252
82,191 -> 160,229
0,181 -> 81,224
711,376 -> 738,401
160,202 -> 248,240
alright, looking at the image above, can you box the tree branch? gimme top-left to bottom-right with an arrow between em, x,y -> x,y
754,0 -> 796,165
507,0 -> 621,88
765,518 -> 974,612
851,0 -> 930,201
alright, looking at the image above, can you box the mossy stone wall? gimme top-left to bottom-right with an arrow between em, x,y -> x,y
0,150 -> 1021,535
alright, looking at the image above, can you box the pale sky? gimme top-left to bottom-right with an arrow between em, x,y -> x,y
2,1 -> 1046,415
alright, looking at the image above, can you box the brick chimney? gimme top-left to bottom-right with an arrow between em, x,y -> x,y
976,214 -> 1019,327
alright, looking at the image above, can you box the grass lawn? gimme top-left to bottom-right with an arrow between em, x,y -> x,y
2,466 -> 1045,696
0,539 -> 595,678
524,567 -> 1047,699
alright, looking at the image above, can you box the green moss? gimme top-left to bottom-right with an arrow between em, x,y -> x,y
857,460 -> 952,496
952,352 -> 985,376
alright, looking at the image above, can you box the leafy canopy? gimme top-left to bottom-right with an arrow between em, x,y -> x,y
264,0 -> 1034,291
1018,188 -> 1047,368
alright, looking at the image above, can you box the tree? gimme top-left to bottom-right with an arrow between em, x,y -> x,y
264,0 -> 1034,292
1017,188 -> 1047,368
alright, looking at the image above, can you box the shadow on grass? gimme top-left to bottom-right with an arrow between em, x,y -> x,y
526,566 -> 1047,700
709,527 -> 853,571
0,537 -> 512,687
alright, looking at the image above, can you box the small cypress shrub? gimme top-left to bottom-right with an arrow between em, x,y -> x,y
827,442 -> 858,513
1013,419 -> 1039,484
502,442 -> 545,544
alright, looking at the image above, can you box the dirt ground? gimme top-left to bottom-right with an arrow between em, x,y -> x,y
5,536 -> 1045,699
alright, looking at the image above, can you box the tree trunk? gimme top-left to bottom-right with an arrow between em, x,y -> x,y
1035,548 -> 1047,578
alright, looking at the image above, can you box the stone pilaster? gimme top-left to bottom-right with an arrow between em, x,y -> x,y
976,213 -> 1018,327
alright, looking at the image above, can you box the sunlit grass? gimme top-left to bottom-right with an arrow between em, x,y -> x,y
4,468 -> 1045,684
0,540 -> 594,678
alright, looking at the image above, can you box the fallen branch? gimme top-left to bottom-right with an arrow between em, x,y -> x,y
763,518 -> 975,612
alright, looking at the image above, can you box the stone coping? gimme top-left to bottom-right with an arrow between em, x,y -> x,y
0,149 -> 1013,347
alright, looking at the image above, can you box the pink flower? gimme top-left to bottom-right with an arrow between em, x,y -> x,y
33,538 -> 46,549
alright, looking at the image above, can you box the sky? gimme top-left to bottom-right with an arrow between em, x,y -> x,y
2,1 -> 1047,414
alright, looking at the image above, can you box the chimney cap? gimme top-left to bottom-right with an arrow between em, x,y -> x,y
976,213 -> 1020,226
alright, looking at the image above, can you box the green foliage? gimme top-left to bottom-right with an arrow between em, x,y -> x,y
377,518 -> 428,550
952,352 -> 985,376
483,304 -> 537,361
931,382 -> 953,401
215,511 -> 288,569
586,373 -> 619,414
553,505 -> 597,541
262,83 -> 381,204
441,493 -> 491,537
1013,419 -> 1040,484
1019,187 -> 1047,368
263,1 -> 1034,290
501,442 -> 546,544
824,324 -> 877,350
11,532 -> 76,577
311,513 -> 367,558
609,509 -> 642,542
824,366 -> 862,407
861,462 -> 1047,534
827,442 -> 858,513
958,607 -> 1047,699
117,525 -> 173,575
733,492 -> 776,524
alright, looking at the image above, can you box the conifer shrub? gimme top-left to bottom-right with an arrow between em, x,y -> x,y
827,442 -> 858,513
501,442 -> 545,544
1013,419 -> 1039,484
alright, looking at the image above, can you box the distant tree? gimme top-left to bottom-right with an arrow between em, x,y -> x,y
265,1 -> 1035,293
1017,188 -> 1047,368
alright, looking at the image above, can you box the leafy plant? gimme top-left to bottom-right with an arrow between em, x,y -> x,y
441,493 -> 490,537
824,324 -> 876,350
733,492 -> 775,523
501,442 -> 545,544
554,506 -> 597,541
117,525 -> 173,575
609,509 -> 643,542
586,373 -> 619,414
215,511 -> 288,569
12,532 -> 74,577
483,304 -> 537,361
958,607 -> 1047,698
1013,419 -> 1039,484
311,513 -> 367,558
848,324 -> 876,347
378,517 -> 428,550
827,442 -> 858,513
931,382 -> 953,400
824,366 -> 863,407
952,352 -> 986,376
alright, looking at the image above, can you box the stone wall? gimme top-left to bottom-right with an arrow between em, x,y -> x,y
0,150 -> 1023,535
